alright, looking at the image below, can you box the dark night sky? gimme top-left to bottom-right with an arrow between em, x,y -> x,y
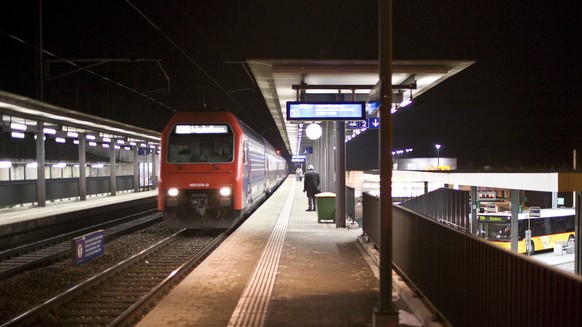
1,1 -> 579,169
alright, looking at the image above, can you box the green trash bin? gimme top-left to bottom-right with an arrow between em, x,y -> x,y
315,192 -> 336,223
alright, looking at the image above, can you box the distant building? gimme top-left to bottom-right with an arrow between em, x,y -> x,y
395,157 -> 457,171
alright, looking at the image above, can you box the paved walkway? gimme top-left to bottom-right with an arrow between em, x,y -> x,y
136,177 -> 426,326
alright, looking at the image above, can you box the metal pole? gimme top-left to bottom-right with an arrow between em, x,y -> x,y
78,134 -> 87,201
510,189 -> 519,251
471,186 -> 478,235
374,0 -> 398,325
574,151 -> 580,275
151,146 -> 158,189
336,121 -> 346,228
133,147 -> 139,192
36,0 -> 44,101
325,122 -> 333,192
574,149 -> 577,213
109,145 -> 117,196
35,122 -> 46,207
576,191 -> 581,275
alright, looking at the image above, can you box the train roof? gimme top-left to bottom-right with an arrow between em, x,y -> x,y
163,110 -> 275,151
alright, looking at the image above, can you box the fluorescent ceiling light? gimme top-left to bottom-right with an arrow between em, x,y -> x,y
43,127 -> 56,134
11,131 -> 25,139
10,122 -> 27,131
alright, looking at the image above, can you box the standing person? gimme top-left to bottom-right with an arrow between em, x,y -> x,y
303,164 -> 320,211
295,166 -> 303,181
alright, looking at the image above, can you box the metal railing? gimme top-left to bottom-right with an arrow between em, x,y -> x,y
362,192 -> 582,326
399,188 -> 470,231
0,176 -> 149,207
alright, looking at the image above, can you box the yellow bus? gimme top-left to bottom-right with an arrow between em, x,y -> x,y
476,208 -> 576,255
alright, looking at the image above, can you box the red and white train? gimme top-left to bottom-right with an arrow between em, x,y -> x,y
158,110 -> 287,228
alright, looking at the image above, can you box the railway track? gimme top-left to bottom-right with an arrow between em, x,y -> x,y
0,210 -> 162,280
1,228 -> 226,327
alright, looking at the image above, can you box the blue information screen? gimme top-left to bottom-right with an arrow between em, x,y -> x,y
286,101 -> 366,121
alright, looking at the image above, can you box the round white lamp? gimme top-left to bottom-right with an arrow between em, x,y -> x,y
305,123 -> 322,140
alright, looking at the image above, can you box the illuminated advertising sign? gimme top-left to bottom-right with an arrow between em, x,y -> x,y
286,101 -> 366,121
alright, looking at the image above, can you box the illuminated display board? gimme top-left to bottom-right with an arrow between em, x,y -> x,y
175,124 -> 229,134
286,101 -> 366,121
477,215 -> 510,223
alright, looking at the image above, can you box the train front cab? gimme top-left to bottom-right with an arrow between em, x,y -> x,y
159,114 -> 243,228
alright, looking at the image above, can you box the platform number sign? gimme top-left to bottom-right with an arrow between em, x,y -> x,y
347,118 -> 380,129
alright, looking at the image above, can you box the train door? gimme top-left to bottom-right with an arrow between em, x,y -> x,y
264,150 -> 268,191
244,140 -> 252,203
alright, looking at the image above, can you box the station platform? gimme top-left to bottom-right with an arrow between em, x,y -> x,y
0,190 -> 157,227
136,177 -> 432,327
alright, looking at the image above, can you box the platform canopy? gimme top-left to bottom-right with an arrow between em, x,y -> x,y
394,170 -> 582,193
247,59 -> 474,156
0,90 -> 160,144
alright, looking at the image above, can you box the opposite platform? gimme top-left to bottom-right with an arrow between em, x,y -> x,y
136,177 -> 425,327
0,190 -> 157,227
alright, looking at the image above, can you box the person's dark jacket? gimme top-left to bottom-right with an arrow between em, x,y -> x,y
303,169 -> 320,197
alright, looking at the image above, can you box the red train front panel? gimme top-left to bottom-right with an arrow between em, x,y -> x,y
158,111 -> 245,228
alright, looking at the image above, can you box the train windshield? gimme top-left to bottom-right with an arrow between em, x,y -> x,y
167,123 -> 234,163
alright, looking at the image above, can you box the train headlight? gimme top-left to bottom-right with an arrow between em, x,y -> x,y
167,188 -> 179,197
219,187 -> 231,197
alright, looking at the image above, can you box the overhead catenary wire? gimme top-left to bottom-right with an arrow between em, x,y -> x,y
125,0 -> 237,107
0,31 -> 174,112
126,1 -> 264,131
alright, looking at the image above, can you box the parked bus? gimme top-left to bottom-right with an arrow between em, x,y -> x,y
476,207 -> 576,255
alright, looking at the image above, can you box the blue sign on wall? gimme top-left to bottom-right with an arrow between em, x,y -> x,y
72,230 -> 105,265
